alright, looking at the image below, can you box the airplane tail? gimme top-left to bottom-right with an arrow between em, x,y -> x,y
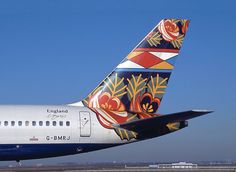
72,19 -> 190,140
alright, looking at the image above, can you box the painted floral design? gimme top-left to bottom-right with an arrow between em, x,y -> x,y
88,91 -> 129,130
84,72 -> 168,140
158,19 -> 179,42
142,19 -> 189,49
139,93 -> 160,113
89,92 -> 125,112
86,74 -> 129,130
87,89 -> 138,140
82,19 -> 190,140
129,92 -> 160,119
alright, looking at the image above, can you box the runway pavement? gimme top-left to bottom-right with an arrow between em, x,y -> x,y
0,166 -> 236,172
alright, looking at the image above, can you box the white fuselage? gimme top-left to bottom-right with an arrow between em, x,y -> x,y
0,105 -> 131,161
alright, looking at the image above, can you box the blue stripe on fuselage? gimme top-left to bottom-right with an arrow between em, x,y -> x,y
0,143 -> 120,161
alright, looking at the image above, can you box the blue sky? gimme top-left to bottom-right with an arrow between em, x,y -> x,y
0,0 -> 236,165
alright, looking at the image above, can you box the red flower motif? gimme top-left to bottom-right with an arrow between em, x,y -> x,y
88,91 -> 160,129
89,92 -> 125,111
130,92 -> 160,119
88,92 -> 127,129
158,19 -> 179,42
140,93 -> 160,113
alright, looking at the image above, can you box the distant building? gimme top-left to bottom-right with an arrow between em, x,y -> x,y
157,162 -> 198,169
149,164 -> 158,168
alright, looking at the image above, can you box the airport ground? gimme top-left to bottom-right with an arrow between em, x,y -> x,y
1,166 -> 236,172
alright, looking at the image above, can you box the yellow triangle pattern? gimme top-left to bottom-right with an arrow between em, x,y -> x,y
150,61 -> 174,70
127,51 -> 143,59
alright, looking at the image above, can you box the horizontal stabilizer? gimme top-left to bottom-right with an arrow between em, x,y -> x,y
113,110 -> 213,132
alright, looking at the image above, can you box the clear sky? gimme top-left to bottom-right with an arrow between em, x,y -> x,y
0,0 -> 236,165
